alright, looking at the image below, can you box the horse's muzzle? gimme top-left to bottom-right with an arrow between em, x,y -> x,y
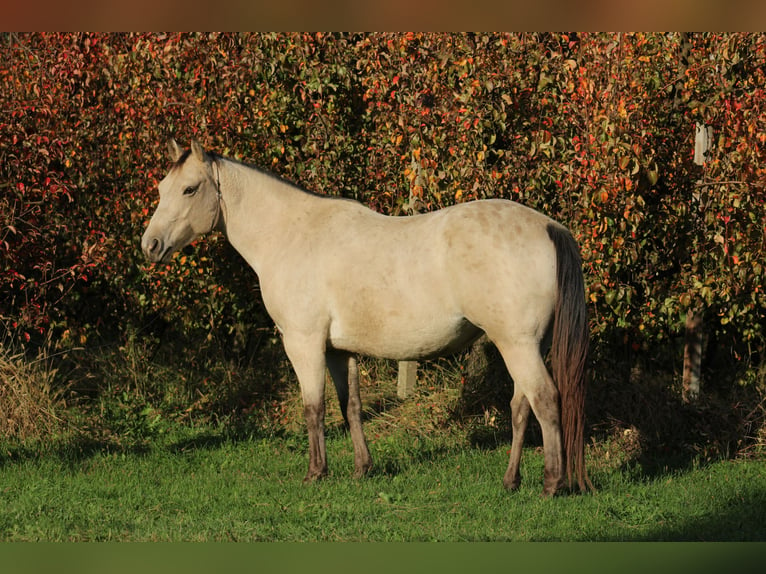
142,235 -> 169,263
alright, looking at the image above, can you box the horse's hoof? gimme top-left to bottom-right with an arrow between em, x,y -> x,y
503,472 -> 521,491
303,470 -> 327,483
542,481 -> 563,497
353,462 -> 373,479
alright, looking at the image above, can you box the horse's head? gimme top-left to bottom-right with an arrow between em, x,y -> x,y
141,139 -> 221,263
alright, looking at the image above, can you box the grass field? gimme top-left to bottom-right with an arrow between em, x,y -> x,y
1,341 -> 765,543
1,420 -> 764,542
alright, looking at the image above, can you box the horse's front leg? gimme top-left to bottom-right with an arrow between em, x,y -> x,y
327,350 -> 372,477
283,334 -> 328,482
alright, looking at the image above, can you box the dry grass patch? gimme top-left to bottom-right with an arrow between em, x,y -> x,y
0,344 -> 68,440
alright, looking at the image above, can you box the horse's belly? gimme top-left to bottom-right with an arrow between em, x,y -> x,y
327,312 -> 482,361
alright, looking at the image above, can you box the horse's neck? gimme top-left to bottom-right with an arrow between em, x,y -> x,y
217,158 -> 314,273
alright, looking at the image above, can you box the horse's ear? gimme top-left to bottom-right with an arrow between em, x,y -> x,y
167,138 -> 184,162
191,139 -> 208,162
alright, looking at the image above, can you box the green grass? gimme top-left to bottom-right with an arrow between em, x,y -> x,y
2,341 -> 764,542
1,423 -> 764,541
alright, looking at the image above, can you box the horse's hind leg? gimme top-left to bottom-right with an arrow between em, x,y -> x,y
503,391 -> 531,491
327,350 -> 372,477
496,342 -> 564,496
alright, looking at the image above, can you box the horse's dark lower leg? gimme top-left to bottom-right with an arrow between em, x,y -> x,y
303,401 -> 328,482
346,355 -> 372,477
327,351 -> 372,477
535,393 -> 564,496
503,392 -> 531,491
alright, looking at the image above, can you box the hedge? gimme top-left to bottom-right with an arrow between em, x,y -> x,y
2,32 -> 765,376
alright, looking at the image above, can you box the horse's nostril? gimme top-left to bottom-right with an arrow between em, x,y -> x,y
143,236 -> 163,260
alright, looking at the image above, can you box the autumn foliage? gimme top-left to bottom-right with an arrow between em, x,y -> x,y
2,33 -> 765,376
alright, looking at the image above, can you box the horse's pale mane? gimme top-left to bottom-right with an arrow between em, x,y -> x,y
171,145 -> 355,204
222,152 -> 353,202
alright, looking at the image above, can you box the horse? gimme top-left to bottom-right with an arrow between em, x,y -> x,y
141,139 -> 592,495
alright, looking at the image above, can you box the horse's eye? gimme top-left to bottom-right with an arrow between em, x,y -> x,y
183,185 -> 199,196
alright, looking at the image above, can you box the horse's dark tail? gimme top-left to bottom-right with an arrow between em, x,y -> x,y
547,223 -> 593,493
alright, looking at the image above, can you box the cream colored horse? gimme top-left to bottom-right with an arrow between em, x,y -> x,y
142,139 -> 592,495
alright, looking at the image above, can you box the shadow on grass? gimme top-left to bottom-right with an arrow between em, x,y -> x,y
0,415 -> 284,470
366,443 -> 455,478
662,496 -> 766,541
633,485 -> 766,541
0,434 -> 153,471
165,421 -> 298,455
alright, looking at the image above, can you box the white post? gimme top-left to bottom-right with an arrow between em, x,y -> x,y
694,122 -> 712,166
397,361 -> 418,399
